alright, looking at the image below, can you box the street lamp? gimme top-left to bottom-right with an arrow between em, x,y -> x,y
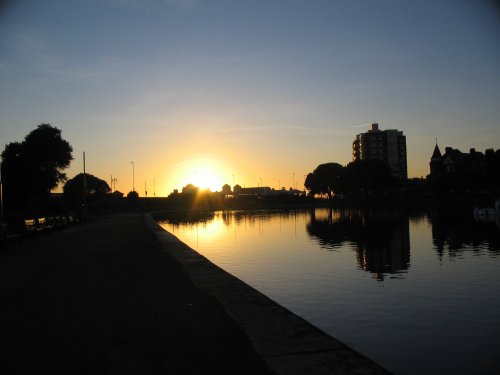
131,161 -> 135,192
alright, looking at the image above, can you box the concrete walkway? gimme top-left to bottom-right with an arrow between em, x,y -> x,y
0,213 -> 390,374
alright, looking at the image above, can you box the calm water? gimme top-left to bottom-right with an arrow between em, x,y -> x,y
158,208 -> 500,375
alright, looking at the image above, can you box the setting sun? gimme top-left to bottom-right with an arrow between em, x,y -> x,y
176,158 -> 227,192
191,167 -> 222,191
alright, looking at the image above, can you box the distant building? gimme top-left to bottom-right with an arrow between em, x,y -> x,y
429,143 -> 444,176
427,143 -> 500,191
235,186 -> 272,195
111,190 -> 124,198
229,186 -> 304,197
352,123 -> 407,180
428,144 -> 492,179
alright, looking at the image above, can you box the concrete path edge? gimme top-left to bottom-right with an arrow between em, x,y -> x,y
146,214 -> 392,375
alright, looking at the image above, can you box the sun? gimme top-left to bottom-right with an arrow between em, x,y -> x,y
192,167 -> 223,192
179,158 -> 226,192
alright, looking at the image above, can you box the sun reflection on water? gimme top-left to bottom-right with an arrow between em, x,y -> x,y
157,208 -> 500,375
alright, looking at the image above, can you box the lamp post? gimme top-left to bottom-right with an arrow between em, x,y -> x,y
131,161 -> 135,192
83,152 -> 87,221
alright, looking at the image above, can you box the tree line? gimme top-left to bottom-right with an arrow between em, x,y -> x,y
3,124 -> 497,218
1,124 -> 112,216
304,160 -> 399,198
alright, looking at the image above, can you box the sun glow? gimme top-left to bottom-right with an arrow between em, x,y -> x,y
192,167 -> 223,191
178,158 -> 226,192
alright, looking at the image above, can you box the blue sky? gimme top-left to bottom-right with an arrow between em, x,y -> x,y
1,0 -> 499,194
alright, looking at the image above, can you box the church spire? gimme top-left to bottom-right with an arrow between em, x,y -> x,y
431,142 -> 442,160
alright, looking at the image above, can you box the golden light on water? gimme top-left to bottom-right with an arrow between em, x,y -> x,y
174,218 -> 227,251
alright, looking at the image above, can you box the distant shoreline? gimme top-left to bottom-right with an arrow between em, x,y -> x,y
137,192 -> 500,214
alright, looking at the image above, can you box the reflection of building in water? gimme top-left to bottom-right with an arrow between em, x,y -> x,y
353,211 -> 410,281
429,209 -> 500,259
307,209 -> 410,281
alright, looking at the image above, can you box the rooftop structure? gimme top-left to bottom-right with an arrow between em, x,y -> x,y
352,123 -> 407,180
428,144 -> 496,179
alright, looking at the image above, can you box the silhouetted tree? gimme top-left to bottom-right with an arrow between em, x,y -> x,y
126,190 -> 139,201
221,183 -> 232,195
1,124 -> 73,212
182,184 -> 199,194
233,184 -> 242,194
0,142 -> 24,211
343,159 -> 399,193
304,163 -> 344,198
63,173 -> 111,205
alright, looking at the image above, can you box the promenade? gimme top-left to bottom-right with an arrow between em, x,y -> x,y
0,213 -> 390,374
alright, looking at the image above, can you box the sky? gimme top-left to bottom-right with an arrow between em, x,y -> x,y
1,0 -> 499,196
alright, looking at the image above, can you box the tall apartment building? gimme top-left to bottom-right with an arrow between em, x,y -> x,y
352,123 -> 407,180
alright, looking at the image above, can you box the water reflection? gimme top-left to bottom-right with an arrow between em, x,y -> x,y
158,210 -> 215,225
157,207 -> 500,281
157,208 -> 500,375
429,209 -> 500,258
306,209 -> 410,281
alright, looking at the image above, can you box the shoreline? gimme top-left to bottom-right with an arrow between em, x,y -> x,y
146,214 -> 391,374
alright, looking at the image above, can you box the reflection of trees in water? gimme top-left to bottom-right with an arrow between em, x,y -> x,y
429,209 -> 500,258
220,209 -> 308,228
156,211 -> 215,226
157,209 -> 309,228
306,209 -> 410,281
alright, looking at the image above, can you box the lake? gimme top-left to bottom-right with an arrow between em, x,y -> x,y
158,208 -> 500,375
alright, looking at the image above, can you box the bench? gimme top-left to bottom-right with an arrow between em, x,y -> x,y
1,215 -> 79,245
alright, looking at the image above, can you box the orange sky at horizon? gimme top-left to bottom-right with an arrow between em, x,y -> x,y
59,124 -> 433,197
2,1 -> 498,197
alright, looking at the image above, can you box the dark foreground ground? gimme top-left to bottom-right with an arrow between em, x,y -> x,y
0,213 -> 390,374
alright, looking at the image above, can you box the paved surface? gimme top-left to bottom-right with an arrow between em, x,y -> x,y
0,214 -> 272,374
0,213 -> 390,374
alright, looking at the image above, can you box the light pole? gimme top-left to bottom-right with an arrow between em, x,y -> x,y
131,161 -> 135,192
83,152 -> 87,220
